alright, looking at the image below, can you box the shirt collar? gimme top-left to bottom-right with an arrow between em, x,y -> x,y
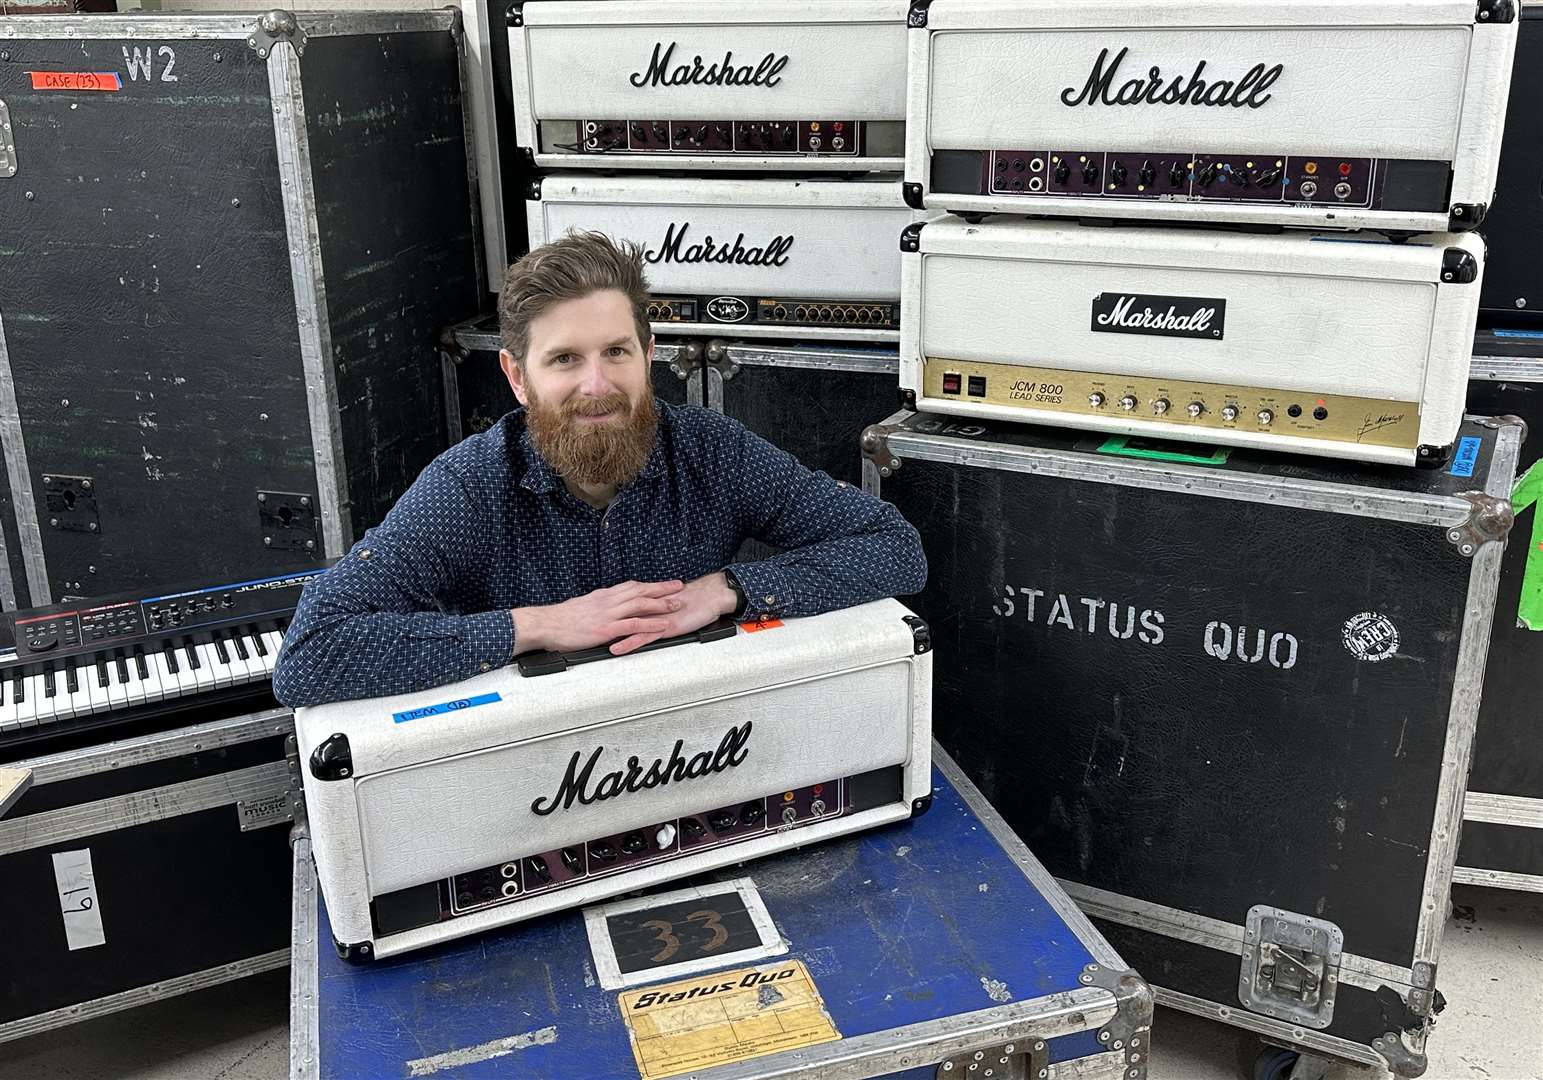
514,407 -> 667,495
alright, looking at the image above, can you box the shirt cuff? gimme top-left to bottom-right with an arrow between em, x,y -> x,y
456,609 -> 517,674
724,562 -> 791,621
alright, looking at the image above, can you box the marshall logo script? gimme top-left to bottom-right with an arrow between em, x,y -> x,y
529,722 -> 752,816
1061,47 -> 1283,109
644,222 -> 793,268
630,42 -> 790,88
1091,293 -> 1226,340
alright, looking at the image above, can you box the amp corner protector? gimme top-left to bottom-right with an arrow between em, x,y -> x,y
861,423 -> 905,479
1447,491 -> 1514,557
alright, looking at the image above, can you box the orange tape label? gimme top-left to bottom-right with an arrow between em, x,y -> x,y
29,71 -> 122,92
738,619 -> 783,633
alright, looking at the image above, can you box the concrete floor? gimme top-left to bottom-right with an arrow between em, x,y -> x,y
1,885 -> 1538,1080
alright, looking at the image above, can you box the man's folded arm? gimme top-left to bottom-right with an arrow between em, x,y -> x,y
272,464 -> 514,708
723,427 -> 927,620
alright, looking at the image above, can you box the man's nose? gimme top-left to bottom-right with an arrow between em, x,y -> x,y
580,359 -> 614,397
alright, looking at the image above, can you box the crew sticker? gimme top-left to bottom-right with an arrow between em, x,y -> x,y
29,71 -> 123,92
1342,611 -> 1399,662
618,959 -> 840,1079
392,691 -> 501,724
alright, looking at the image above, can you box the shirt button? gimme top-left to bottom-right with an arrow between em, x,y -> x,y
479,662 -> 491,672
359,549 -> 372,559
765,596 -> 777,604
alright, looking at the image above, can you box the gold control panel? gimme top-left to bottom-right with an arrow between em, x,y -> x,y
922,358 -> 1421,449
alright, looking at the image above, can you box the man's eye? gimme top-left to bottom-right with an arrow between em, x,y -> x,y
607,347 -> 626,357
553,354 -> 575,365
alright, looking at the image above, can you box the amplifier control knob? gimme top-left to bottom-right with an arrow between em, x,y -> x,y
681,817 -> 706,840
782,806 -> 798,824
561,847 -> 584,873
1053,158 -> 1071,184
525,855 -> 552,884
1257,408 -> 1274,426
655,824 -> 677,849
1109,160 -> 1128,186
1119,395 -> 1138,411
1138,160 -> 1155,187
1088,392 -> 1106,408
1152,398 -> 1171,415
1081,160 -> 1099,185
1187,401 -> 1205,418
1221,405 -> 1240,422
620,832 -> 647,855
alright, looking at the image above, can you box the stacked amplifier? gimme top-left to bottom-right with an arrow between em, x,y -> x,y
900,0 -> 1518,465
508,1 -> 919,343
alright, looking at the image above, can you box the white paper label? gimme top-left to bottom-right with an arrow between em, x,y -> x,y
52,848 -> 106,951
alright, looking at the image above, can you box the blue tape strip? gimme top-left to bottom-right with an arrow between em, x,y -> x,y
1450,435 -> 1482,478
393,691 -> 502,724
1494,328 -> 1543,340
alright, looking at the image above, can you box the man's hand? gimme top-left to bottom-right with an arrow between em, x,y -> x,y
512,580 -> 686,655
608,572 -> 739,656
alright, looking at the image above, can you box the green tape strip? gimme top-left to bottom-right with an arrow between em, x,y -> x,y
1511,459 -> 1543,631
1096,436 -> 1232,466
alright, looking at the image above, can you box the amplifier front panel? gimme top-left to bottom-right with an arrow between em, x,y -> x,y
928,27 -> 1469,161
530,181 -> 913,339
516,1 -> 907,169
354,660 -> 914,893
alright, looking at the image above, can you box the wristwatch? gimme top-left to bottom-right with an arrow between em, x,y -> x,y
723,568 -> 749,620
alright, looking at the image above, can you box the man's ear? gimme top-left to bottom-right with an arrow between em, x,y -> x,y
644,333 -> 655,366
500,348 -> 530,407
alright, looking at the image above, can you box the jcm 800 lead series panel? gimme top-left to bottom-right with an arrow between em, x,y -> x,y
899,219 -> 1484,466
904,0 -> 1518,233
529,176 -> 917,342
510,0 -> 907,172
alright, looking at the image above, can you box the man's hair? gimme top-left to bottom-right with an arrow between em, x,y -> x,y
498,230 -> 653,364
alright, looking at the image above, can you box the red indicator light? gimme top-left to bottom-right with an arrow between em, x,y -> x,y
1339,163 -> 1352,176
813,784 -> 824,795
833,122 -> 844,132
942,372 -> 963,394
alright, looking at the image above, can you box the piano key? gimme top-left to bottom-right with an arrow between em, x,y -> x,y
103,662 -> 129,709
183,642 -> 201,671
66,660 -> 95,717
202,640 -> 241,688
114,653 -> 131,685
13,672 -> 25,704
250,631 -> 270,658
0,673 -> 16,733
152,648 -> 186,700
95,659 -> 110,689
163,643 -> 180,675
133,648 -> 163,703
212,635 -> 230,665
246,631 -> 276,676
19,673 -> 43,726
121,652 -> 150,708
226,631 -> 259,681
65,660 -> 79,695
83,662 -> 109,713
193,643 -> 225,690
261,630 -> 286,663
39,665 -> 70,723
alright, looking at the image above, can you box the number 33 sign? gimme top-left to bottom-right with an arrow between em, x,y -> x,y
584,878 -> 790,990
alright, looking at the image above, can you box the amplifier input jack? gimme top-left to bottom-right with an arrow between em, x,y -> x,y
772,305 -> 787,319
1027,176 -> 1044,192
1300,180 -> 1318,199
500,862 -> 517,879
1030,157 -> 1044,172
501,880 -> 517,898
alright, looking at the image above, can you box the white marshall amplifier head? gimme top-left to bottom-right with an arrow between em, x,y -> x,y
898,218 -> 1484,466
295,599 -> 933,959
903,0 -> 1519,233
511,0 -> 908,172
527,175 -> 919,342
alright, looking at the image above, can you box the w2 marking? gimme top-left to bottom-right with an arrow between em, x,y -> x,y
122,45 -> 179,83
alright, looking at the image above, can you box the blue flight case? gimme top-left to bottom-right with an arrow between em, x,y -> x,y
288,748 -> 1153,1080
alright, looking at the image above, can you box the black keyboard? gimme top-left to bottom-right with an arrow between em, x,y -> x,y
0,566 -> 328,761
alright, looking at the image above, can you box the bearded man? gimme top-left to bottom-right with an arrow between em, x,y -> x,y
272,231 -> 927,707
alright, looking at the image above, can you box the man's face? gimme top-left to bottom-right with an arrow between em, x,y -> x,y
502,289 -> 658,488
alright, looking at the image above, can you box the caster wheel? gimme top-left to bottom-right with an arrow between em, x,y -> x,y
1253,1046 -> 1300,1080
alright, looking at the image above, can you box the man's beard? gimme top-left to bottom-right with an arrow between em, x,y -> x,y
525,381 -> 659,489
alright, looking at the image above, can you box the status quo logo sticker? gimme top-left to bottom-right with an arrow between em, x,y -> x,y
1342,611 -> 1399,662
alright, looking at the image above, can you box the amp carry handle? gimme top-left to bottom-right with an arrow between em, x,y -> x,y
517,618 -> 738,677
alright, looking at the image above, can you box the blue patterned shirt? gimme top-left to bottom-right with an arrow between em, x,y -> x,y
272,404 -> 927,706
